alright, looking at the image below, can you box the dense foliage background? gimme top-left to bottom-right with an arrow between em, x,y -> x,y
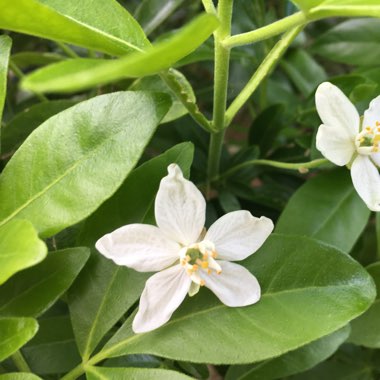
0,0 -> 380,379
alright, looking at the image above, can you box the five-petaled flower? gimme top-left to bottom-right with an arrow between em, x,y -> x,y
316,82 -> 380,211
96,164 -> 274,333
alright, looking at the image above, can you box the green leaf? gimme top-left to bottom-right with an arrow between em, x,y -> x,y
276,169 -> 370,253
0,91 -> 171,237
312,19 -> 380,66
0,374 -> 42,380
135,0 -> 185,36
0,317 -> 38,361
2,100 -> 76,153
93,234 -> 374,364
349,262 -> 380,348
21,14 -> 219,93
0,0 -> 149,56
291,0 -> 380,11
0,35 -> 11,126
70,143 -> 194,360
22,315 -> 81,375
0,248 -> 90,317
0,219 -> 47,285
130,70 -> 195,124
281,49 -> 327,96
225,326 -> 350,380
86,367 -> 193,380
11,52 -> 64,69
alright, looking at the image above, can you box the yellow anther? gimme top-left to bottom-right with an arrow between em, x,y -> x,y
202,253 -> 209,259
366,126 -> 372,131
211,251 -> 218,258
374,135 -> 380,143
376,121 -> 380,126
200,280 -> 206,286
217,270 -> 222,275
192,264 -> 199,271
201,261 -> 209,269
207,269 -> 211,274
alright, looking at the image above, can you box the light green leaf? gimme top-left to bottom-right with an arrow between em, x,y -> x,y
0,248 -> 90,317
0,317 -> 38,361
93,234 -> 374,364
276,169 -> 370,253
70,143 -> 194,360
22,316 -> 80,375
312,19 -> 380,66
225,326 -> 350,380
0,374 -> 42,380
0,91 -> 171,237
0,219 -> 47,285
0,35 -> 11,126
21,14 -> 219,93
0,0 -> 149,56
349,262 -> 380,348
2,100 -> 76,153
86,366 -> 193,380
291,0 -> 380,11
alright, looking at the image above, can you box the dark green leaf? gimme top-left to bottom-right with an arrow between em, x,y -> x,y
0,374 -> 42,380
276,169 -> 370,253
0,91 -> 171,237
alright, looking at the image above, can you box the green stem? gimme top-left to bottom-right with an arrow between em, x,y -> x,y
207,0 -> 233,186
11,351 -> 31,373
216,158 -> 329,181
225,25 -> 303,127
202,0 -> 217,14
9,60 -> 48,102
55,41 -> 79,58
223,11 -> 307,48
61,363 -> 85,380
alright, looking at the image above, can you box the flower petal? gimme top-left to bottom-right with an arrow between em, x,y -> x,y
132,265 -> 191,333
155,164 -> 206,245
205,210 -> 273,261
95,224 -> 180,272
316,124 -> 356,166
371,152 -> 380,167
351,155 -> 380,212
315,82 -> 359,136
200,261 -> 260,307
363,95 -> 380,130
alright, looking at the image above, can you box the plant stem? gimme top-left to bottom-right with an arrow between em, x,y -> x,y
61,363 -> 85,380
202,0 -> 217,14
9,60 -> 48,102
216,158 -> 329,181
55,41 -> 79,58
207,0 -> 233,188
11,351 -> 31,373
225,25 -> 303,127
223,11 -> 307,48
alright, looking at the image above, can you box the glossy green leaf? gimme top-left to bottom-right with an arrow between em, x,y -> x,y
94,234 -> 374,364
135,0 -> 184,35
0,374 -> 42,380
130,70 -> 195,124
225,326 -> 350,380
0,36 -> 11,126
2,100 -> 76,153
0,248 -> 89,317
86,366 -> 192,380
0,219 -> 47,285
276,169 -> 370,253
70,143 -> 194,360
349,262 -> 380,348
0,0 -> 149,56
22,14 -> 219,93
0,317 -> 38,361
22,315 -> 80,375
0,91 -> 171,237
312,19 -> 380,66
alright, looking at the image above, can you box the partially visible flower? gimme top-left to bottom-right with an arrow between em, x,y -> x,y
316,82 -> 380,211
96,164 -> 273,333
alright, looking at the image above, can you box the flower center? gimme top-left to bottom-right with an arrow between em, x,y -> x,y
355,122 -> 380,155
179,240 -> 222,286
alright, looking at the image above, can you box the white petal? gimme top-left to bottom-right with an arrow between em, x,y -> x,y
205,210 -> 273,261
371,152 -> 380,167
351,155 -> 380,212
95,224 -> 180,272
315,82 -> 359,136
155,164 -> 206,245
200,261 -> 260,307
316,124 -> 356,166
363,95 -> 380,130
132,265 -> 191,333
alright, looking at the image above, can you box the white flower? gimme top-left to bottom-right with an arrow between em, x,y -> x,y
316,82 -> 380,211
96,164 -> 274,333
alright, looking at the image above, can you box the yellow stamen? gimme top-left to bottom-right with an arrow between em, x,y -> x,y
201,261 -> 209,269
211,251 -> 218,258
192,264 -> 199,271
217,270 -> 222,275
200,280 -> 205,286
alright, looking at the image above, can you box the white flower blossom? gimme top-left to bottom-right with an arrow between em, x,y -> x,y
96,164 -> 274,333
316,82 -> 380,211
